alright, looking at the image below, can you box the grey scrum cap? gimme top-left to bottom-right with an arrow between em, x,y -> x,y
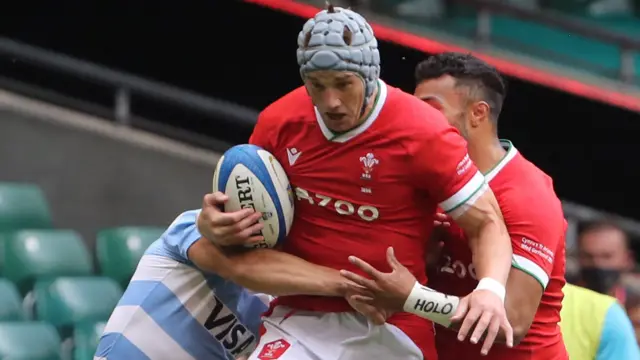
297,5 -> 381,101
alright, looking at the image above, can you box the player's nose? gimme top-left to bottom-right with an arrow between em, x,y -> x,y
321,90 -> 342,109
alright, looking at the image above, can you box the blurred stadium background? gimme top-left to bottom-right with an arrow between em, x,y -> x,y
1,0 -> 640,358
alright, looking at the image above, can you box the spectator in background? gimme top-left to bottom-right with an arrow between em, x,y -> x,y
565,254 -> 581,284
560,283 -> 640,359
578,221 -> 634,303
623,276 -> 640,344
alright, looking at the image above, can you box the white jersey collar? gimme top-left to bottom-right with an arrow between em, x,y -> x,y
484,140 -> 518,182
314,79 -> 388,143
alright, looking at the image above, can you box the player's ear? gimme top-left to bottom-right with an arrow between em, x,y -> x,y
469,100 -> 490,128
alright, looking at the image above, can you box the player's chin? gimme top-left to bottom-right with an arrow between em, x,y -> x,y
324,118 -> 357,133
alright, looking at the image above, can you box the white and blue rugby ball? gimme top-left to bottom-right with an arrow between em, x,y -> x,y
213,144 -> 294,248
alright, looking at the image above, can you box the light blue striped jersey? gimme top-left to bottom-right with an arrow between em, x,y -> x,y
95,209 -> 270,360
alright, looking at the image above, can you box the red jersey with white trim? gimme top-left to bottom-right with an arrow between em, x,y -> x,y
429,141 -> 568,360
249,80 -> 487,358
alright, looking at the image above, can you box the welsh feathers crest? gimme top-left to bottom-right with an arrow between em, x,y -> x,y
359,152 -> 379,180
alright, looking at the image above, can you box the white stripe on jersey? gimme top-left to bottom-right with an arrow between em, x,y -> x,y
513,254 -> 550,288
132,255 -> 218,324
99,255 -> 258,360
104,305 -> 196,360
440,171 -> 488,218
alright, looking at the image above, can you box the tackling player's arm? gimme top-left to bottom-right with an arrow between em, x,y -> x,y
187,236 -> 346,297
164,209 -> 345,297
193,196 -> 347,297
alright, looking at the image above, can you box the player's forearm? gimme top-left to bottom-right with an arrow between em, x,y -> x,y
189,237 -> 345,297
469,215 -> 512,286
402,283 -> 518,345
227,247 -> 346,297
403,282 -> 460,326
455,190 -> 512,288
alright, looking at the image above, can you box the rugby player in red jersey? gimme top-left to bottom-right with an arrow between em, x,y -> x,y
193,6 -> 516,360
341,53 -> 568,359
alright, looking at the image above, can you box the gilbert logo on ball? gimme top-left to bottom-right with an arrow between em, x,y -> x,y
213,144 -> 294,248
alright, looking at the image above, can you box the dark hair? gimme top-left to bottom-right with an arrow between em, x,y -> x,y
578,220 -> 630,250
414,52 -> 506,122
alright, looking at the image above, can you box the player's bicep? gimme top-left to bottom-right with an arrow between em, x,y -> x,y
451,189 -> 503,238
504,266 -> 544,337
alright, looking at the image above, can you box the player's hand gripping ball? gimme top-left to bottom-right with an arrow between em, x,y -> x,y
201,144 -> 294,248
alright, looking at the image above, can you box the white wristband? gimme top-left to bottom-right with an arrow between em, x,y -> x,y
474,277 -> 506,303
403,282 -> 459,327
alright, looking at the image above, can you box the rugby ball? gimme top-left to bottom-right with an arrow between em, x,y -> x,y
213,144 -> 294,248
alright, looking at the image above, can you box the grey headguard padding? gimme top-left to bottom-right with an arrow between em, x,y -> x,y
297,6 -> 381,101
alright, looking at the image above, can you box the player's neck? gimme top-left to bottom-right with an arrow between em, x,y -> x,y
358,85 -> 379,125
468,136 -> 506,176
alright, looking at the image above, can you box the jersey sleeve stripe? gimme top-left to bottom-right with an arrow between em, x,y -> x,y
440,171 -> 488,218
512,254 -> 550,289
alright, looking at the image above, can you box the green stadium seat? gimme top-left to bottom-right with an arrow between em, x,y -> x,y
34,277 -> 122,330
0,232 -> 5,275
506,0 -> 540,9
396,0 -> 445,18
73,321 -> 106,360
544,0 -> 633,18
3,229 -> 93,295
0,322 -> 62,360
0,278 -> 25,321
429,1 -> 640,84
0,183 -> 52,231
96,226 -> 164,286
437,13 -> 640,83
369,0 -> 414,14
